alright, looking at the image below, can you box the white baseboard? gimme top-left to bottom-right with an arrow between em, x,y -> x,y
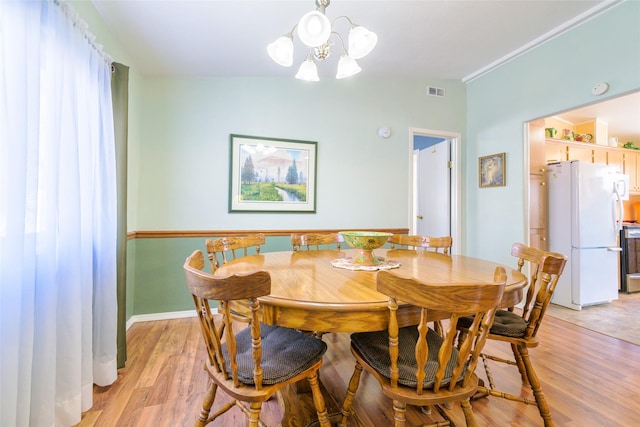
126,310 -> 197,330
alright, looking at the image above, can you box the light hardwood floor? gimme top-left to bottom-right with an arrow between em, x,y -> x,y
76,312 -> 640,426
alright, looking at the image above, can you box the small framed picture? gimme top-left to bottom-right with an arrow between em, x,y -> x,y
479,152 -> 506,188
229,134 -> 317,213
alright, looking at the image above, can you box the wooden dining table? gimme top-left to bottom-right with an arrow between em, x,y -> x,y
216,248 -> 527,426
217,248 -> 527,333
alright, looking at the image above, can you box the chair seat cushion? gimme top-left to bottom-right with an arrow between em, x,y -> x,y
350,326 -> 464,388
458,310 -> 528,338
223,324 -> 327,385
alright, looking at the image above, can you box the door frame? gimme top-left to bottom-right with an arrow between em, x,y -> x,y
409,127 -> 462,254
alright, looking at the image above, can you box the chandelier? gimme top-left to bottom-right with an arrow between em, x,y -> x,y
267,0 -> 378,81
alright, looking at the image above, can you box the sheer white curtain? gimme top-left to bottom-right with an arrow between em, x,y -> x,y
0,1 -> 118,426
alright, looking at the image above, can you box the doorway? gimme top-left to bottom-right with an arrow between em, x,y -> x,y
409,128 -> 462,254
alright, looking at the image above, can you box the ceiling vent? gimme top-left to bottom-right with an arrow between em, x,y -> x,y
427,86 -> 445,97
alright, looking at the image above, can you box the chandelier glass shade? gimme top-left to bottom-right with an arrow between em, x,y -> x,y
266,35 -> 294,66
267,0 -> 377,81
336,49 -> 361,79
348,25 -> 377,59
297,10 -> 332,47
295,54 -> 320,81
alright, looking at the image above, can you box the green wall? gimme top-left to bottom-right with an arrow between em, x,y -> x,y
464,0 -> 640,266
130,235 -> 294,315
135,77 -> 466,231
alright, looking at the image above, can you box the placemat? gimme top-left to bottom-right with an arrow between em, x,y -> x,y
331,257 -> 401,271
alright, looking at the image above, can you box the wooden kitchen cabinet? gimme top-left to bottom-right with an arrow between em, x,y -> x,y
545,139 -> 625,168
529,121 -> 548,250
567,143 -> 593,162
545,139 -> 567,164
623,150 -> 640,192
593,146 -> 608,164
529,173 -> 547,250
545,139 -> 594,163
529,120 -> 547,174
607,149 -> 624,173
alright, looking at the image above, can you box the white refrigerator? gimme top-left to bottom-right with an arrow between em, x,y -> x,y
547,161 -> 628,310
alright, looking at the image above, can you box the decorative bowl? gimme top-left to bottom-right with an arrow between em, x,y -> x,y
339,231 -> 393,266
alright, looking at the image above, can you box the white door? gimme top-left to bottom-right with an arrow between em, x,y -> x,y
416,141 -> 450,237
410,128 -> 461,254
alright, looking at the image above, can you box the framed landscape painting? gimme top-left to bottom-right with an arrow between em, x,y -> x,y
479,152 -> 506,188
229,134 -> 317,213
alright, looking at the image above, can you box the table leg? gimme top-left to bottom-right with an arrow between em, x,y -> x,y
277,379 -> 364,427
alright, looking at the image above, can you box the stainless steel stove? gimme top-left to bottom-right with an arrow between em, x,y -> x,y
620,223 -> 640,293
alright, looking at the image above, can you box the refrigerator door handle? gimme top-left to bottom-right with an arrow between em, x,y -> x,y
614,185 -> 623,234
607,247 -> 622,252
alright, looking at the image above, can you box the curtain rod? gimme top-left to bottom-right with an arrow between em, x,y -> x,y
55,0 -> 114,67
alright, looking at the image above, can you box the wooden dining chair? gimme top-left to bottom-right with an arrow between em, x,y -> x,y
338,267 -> 507,427
291,232 -> 343,251
184,249 -> 331,427
205,234 -> 266,325
388,234 -> 452,255
456,243 -> 567,427
389,234 -> 453,335
205,233 -> 265,272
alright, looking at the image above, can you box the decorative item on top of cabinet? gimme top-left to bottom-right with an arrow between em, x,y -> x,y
544,128 -> 558,138
575,118 -> 608,146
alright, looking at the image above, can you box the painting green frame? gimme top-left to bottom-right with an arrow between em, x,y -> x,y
479,152 -> 506,188
229,134 -> 317,213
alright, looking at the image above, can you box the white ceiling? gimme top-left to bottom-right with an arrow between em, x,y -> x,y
91,0 -> 612,80
90,0 -> 639,140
